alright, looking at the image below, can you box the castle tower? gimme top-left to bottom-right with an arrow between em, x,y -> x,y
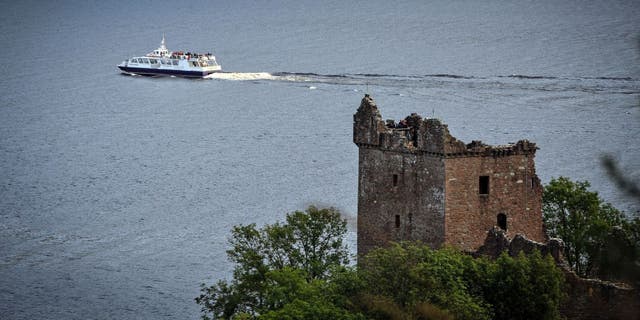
354,94 -> 545,257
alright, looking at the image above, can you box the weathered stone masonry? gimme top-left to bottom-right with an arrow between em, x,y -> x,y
354,94 -> 545,257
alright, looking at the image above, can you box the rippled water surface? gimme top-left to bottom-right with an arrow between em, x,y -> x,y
1,0 -> 639,319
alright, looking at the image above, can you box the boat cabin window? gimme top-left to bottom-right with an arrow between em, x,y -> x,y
149,59 -> 158,64
171,60 -> 178,65
142,58 -> 150,64
130,59 -> 137,63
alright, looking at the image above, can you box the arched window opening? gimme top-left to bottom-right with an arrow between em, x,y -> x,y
497,213 -> 507,230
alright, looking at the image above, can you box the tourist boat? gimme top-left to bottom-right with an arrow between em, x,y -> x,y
117,36 -> 221,78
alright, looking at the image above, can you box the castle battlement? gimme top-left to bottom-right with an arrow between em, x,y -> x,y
354,94 -> 538,157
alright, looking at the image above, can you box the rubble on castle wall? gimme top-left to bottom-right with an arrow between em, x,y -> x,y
475,227 -> 562,262
476,229 -> 640,320
473,227 -> 512,258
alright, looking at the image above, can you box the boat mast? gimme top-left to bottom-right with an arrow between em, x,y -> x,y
160,34 -> 167,51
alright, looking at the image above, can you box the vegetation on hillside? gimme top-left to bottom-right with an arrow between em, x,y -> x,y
197,206 -> 566,320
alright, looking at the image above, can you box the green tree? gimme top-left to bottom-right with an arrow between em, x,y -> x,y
358,243 -> 564,320
358,242 -> 492,320
485,251 -> 565,320
543,176 -> 627,277
196,206 -> 350,319
259,267 -> 364,320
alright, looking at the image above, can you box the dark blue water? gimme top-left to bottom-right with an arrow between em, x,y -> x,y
1,0 -> 639,319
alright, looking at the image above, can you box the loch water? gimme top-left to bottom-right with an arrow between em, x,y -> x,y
1,0 -> 639,319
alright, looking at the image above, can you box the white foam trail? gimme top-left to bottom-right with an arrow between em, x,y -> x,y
205,72 -> 277,81
274,74 -> 312,82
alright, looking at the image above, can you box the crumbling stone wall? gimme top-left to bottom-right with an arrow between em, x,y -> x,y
477,228 -> 640,320
560,269 -> 639,320
476,227 -> 564,261
354,94 -> 544,256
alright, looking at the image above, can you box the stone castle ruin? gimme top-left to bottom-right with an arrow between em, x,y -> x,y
352,94 -> 639,319
354,94 -> 545,257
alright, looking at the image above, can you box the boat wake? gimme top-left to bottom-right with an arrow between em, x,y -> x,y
205,72 -> 276,81
205,71 -> 640,95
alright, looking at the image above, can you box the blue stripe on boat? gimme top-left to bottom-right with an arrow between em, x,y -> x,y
118,66 -> 217,78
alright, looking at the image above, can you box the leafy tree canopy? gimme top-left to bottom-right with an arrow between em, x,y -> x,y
358,242 -> 564,320
542,176 -> 638,280
196,206 -> 350,319
197,207 -> 566,320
